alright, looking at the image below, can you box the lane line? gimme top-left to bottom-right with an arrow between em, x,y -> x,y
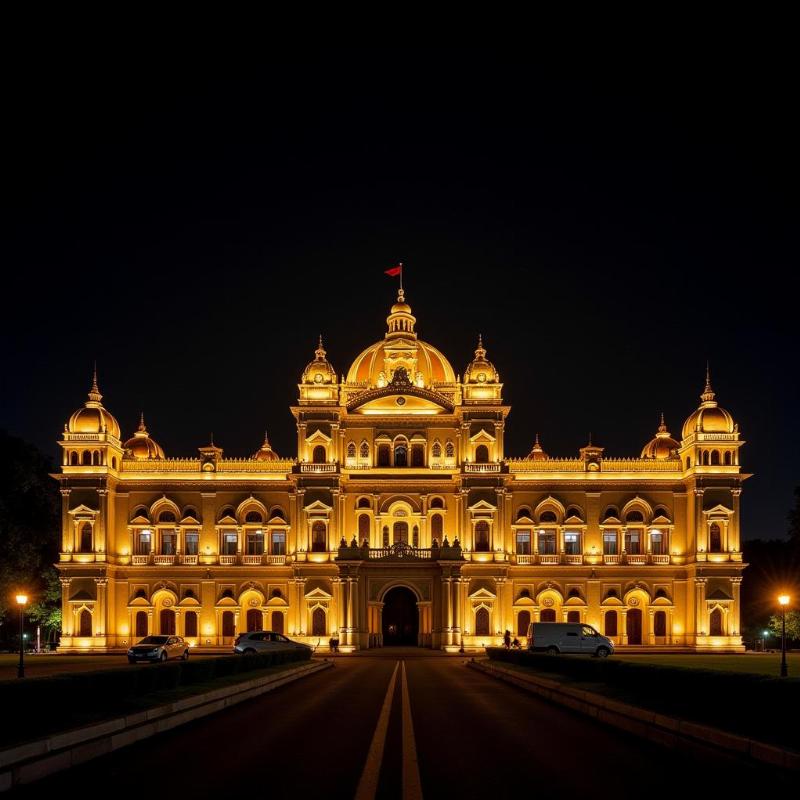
354,660 -> 400,800
401,660 -> 424,800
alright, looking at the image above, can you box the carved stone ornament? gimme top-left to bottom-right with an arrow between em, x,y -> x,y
543,598 -> 554,607
249,598 -> 260,607
629,597 -> 639,606
162,598 -> 173,607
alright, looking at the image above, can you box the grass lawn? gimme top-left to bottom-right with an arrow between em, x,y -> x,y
0,653 -> 217,680
612,653 -> 800,676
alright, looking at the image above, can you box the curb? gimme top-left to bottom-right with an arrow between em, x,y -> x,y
0,659 -> 333,791
469,660 -> 798,772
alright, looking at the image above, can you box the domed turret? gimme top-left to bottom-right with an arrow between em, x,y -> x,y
641,414 -> 680,459
123,413 -> 165,459
385,288 -> 416,338
67,367 -> 121,439
464,335 -> 499,384
527,433 -> 548,461
681,366 -> 736,439
252,430 -> 280,461
301,336 -> 337,385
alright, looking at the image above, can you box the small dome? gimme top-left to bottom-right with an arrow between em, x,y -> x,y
67,370 -> 121,439
123,414 -> 165,459
252,431 -> 280,461
681,368 -> 736,439
527,433 -> 548,460
301,336 -> 337,385
641,414 -> 680,459
464,335 -> 499,384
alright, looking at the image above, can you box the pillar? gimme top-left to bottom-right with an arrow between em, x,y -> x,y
731,577 -> 742,638
60,488 -> 71,554
97,487 -> 109,556
60,577 -> 72,636
94,578 -> 108,638
695,577 -> 707,640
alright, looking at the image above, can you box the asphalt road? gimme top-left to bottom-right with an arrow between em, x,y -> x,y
13,652 -> 793,798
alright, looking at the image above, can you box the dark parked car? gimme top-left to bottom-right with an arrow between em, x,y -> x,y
128,635 -> 189,663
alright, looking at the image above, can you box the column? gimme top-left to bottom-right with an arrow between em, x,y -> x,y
648,608 -> 655,645
731,489 -> 742,553
60,488 -> 71,554
94,578 -> 108,638
331,490 -> 340,555
296,489 -> 306,553
495,421 -> 505,460
333,578 -> 343,634
621,609 -> 628,645
695,577 -> 707,639
60,577 -> 72,637
451,577 -> 461,646
496,578 -> 506,636
495,487 -> 506,555
97,487 -> 109,556
731,577 -> 742,638
694,489 -> 705,554
442,576 -> 452,645
347,577 -> 354,643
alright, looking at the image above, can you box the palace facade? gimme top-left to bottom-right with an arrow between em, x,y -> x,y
55,290 -> 747,652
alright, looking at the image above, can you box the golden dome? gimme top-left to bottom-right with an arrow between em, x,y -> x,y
464,335 -> 499,384
681,368 -> 735,439
123,413 -> 165,459
641,414 -> 680,459
527,433 -> 548,460
301,336 -> 337,385
67,369 -> 121,439
253,431 -> 280,461
346,290 -> 455,387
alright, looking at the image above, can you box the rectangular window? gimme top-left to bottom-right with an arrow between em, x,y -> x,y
538,529 -> 556,555
136,530 -> 152,555
161,530 -> 176,555
515,530 -> 531,555
564,532 -> 580,555
625,529 -> 641,555
650,531 -> 664,555
222,531 -> 238,555
185,531 -> 199,555
271,531 -> 286,556
246,530 -> 264,555
603,531 -> 618,555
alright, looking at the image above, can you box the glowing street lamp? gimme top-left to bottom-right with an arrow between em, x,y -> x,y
15,594 -> 28,679
778,594 -> 790,678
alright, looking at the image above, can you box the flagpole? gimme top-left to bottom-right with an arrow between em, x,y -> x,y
399,262 -> 404,293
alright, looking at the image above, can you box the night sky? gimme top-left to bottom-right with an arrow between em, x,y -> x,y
2,46 -> 797,541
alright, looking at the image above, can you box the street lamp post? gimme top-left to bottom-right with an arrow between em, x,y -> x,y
778,594 -> 790,678
15,594 -> 28,679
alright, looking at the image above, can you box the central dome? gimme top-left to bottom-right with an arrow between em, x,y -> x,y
346,290 -> 456,387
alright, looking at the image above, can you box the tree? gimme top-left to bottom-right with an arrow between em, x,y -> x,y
0,431 -> 60,630
769,610 -> 800,643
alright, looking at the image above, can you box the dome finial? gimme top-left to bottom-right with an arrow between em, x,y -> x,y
138,412 -> 147,432
701,361 -> 715,403
475,333 -> 486,359
316,335 -> 326,359
88,362 -> 102,403
263,429 -> 270,446
658,412 -> 667,433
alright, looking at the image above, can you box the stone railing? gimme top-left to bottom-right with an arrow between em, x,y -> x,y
154,554 -> 175,565
515,554 -> 534,565
564,554 -> 583,565
603,554 -> 620,565
265,555 -> 287,565
299,463 -> 338,473
651,554 -> 670,564
181,554 -> 199,565
219,555 -> 237,565
337,540 -> 464,561
626,554 -> 647,565
463,463 -> 502,473
509,458 -> 681,473
538,554 -> 560,565
132,554 -> 150,565
241,554 -> 263,565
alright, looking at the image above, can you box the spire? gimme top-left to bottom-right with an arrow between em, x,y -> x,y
315,335 -> 326,359
87,363 -> 102,404
475,333 -> 487,359
701,362 -> 716,403
658,412 -> 667,433
263,429 -> 271,447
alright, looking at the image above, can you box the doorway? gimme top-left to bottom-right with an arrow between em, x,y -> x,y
626,608 -> 643,645
382,586 -> 419,645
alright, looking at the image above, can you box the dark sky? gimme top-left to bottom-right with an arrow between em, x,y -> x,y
2,45 -> 797,540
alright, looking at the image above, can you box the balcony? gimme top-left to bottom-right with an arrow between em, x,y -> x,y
132,554 -> 150,565
181,554 -> 199,565
242,554 -> 263,565
219,555 -> 237,565
538,554 -> 560,565
651,554 -> 670,565
603,554 -> 620,565
299,463 -> 338,473
265,555 -> 287,565
154,554 -> 176,565
463,463 -> 501,474
515,554 -> 534,565
564,554 -> 583,565
625,554 -> 647,566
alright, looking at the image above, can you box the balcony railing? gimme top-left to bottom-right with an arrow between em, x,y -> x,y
300,463 -> 338,473
515,554 -> 534,565
626,554 -> 647,565
219,555 -> 237,565
181,554 -> 198,565
603,554 -> 620,565
463,463 -> 501,473
242,554 -> 263,565
337,540 -> 464,561
154,554 -> 176,565
651,554 -> 670,564
265,555 -> 287,565
538,554 -> 560,565
564,554 -> 583,565
132,554 -> 150,565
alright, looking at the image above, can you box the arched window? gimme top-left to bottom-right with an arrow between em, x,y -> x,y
378,444 -> 391,467
184,611 -> 198,637
70,451 -> 79,466
92,451 -> 100,465
710,450 -> 720,466
702,451 -> 710,466
394,445 -> 408,467
430,497 -> 444,509
347,441 -> 356,459
567,588 -> 581,599
709,523 -> 722,553
686,457 -> 691,469
605,588 -> 618,599
654,610 -> 667,637
393,521 -> 408,544
312,445 -> 326,464
540,510 -> 557,523
245,510 -> 263,523
160,608 -> 176,635
517,610 -> 531,637
382,525 -> 390,546
475,444 -> 489,463
412,525 -> 419,547
432,441 -> 442,459
566,506 -> 582,520
358,514 -> 370,541
475,607 -> 490,636
183,507 -> 198,520
516,507 -> 532,521
709,608 -> 723,636
358,497 -> 371,509
445,441 -> 455,459
159,510 -> 176,523
431,514 -> 443,540
625,510 -> 644,523
411,444 -> 424,467
272,611 -> 284,634
112,457 -> 117,469
79,523 -> 93,553
359,441 -> 370,459
724,451 -> 732,466
604,610 -> 618,636
540,608 -> 556,622
135,610 -> 148,637
312,607 -> 326,636
475,521 -> 490,551
311,521 -> 327,552
567,610 -> 580,623
82,451 -> 91,466
222,610 -> 235,637
246,609 -> 263,632
79,609 -> 92,637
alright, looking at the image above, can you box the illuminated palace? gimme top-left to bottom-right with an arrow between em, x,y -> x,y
55,290 -> 747,653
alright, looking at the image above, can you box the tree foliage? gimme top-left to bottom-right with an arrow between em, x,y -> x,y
769,610 -> 800,642
0,431 -> 60,625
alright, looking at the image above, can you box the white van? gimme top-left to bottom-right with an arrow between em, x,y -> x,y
526,622 -> 614,657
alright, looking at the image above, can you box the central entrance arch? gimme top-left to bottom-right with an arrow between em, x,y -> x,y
382,586 -> 419,646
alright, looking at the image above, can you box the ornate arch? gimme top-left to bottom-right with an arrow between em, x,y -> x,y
379,495 -> 422,514
621,496 -> 654,523
378,581 -> 423,602
534,496 -> 566,524
236,496 -> 269,521
150,496 -> 181,521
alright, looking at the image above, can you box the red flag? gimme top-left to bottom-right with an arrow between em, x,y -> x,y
384,263 -> 403,277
